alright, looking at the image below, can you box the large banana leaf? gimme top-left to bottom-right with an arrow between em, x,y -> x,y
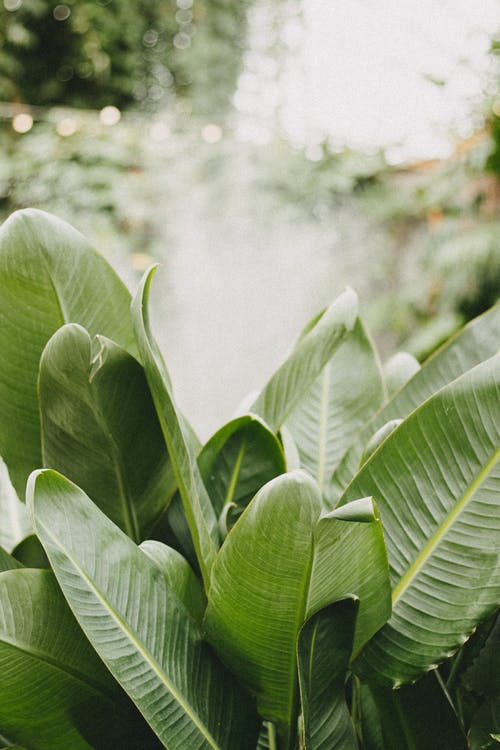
0,459 -> 30,552
329,302 -> 500,502
297,599 -> 359,750
359,672 -> 468,749
250,289 -> 358,432
132,266 -> 218,588
0,209 -> 136,497
28,469 -> 259,750
286,318 -> 384,492
39,323 -> 174,542
341,354 -> 500,685
204,471 -> 390,748
0,567 -> 160,750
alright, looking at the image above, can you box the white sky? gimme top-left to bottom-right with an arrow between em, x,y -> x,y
279,0 -> 500,160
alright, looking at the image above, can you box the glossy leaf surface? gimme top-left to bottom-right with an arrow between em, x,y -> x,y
343,355 -> 500,684
0,209 -> 136,496
132,267 -> 218,587
297,599 -> 358,750
39,324 -> 173,542
29,470 -> 258,750
0,568 -> 158,750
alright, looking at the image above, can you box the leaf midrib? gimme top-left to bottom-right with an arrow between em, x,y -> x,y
392,445 -> 500,605
37,517 -> 221,750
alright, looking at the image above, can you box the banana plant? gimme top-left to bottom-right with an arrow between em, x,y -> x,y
0,209 -> 499,749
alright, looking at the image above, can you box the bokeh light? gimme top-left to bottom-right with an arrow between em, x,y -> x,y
12,113 -> 33,133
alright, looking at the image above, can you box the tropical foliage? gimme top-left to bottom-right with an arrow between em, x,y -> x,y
0,208 -> 499,748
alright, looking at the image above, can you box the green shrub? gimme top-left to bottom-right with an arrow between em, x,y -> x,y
0,209 -> 499,749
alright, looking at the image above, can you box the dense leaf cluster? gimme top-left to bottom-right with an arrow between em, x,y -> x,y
0,209 -> 499,748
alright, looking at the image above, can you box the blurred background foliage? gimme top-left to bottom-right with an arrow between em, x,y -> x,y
0,0 -> 499,434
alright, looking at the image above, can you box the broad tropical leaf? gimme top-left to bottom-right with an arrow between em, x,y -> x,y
204,471 -> 390,748
39,324 -> 174,542
329,302 -> 500,502
286,318 -> 384,492
359,672 -> 468,749
28,469 -> 259,750
0,568 -> 160,750
251,288 -> 358,432
342,354 -> 500,684
132,266 -> 218,587
0,459 -> 30,552
297,599 -> 359,750
0,209 -> 136,496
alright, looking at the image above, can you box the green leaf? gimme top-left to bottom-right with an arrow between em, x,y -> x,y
297,599 -> 359,750
360,672 -> 468,749
251,288 -> 358,433
205,472 -> 321,747
286,318 -> 384,492
0,459 -> 31,552
342,354 -> 500,685
28,469 -> 259,750
0,209 -> 137,497
162,414 -> 286,566
39,323 -> 174,542
307,497 -> 391,656
0,545 -> 23,572
329,302 -> 500,502
132,266 -> 218,588
198,414 -> 286,517
139,540 -> 206,624
204,471 -> 390,747
0,567 -> 159,750
11,535 -> 49,569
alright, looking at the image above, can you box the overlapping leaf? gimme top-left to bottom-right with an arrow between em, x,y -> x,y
29,469 -> 259,750
132,267 -> 218,587
0,567 -> 159,750
297,599 -> 359,750
329,302 -> 500,502
0,209 -> 136,496
39,323 -> 174,541
341,354 -> 500,684
204,470 -> 390,748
